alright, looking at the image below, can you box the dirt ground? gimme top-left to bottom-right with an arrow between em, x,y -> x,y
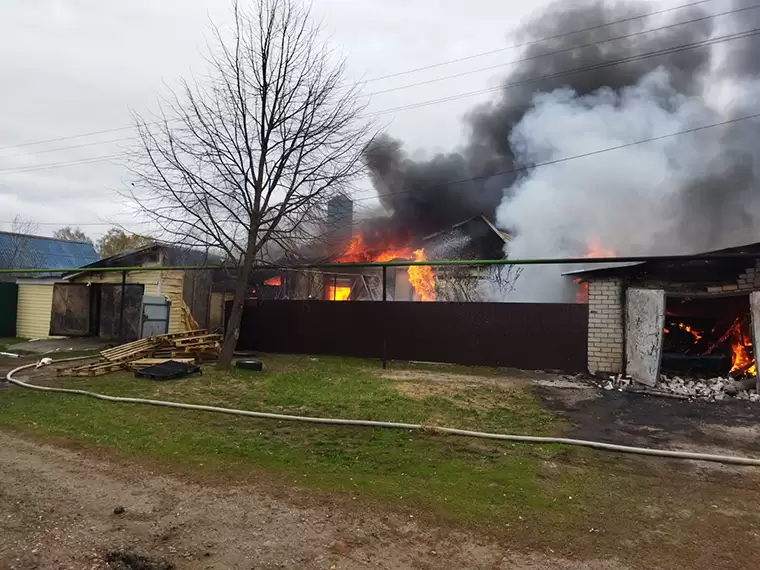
0,432 -> 628,570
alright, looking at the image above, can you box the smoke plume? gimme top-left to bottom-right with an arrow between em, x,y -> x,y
364,0 -> 760,299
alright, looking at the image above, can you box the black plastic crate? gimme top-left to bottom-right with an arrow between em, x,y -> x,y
134,360 -> 202,381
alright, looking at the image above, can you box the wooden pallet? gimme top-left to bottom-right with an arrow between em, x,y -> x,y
172,334 -> 222,347
129,358 -> 195,370
101,338 -> 162,363
152,329 -> 208,341
67,360 -> 127,377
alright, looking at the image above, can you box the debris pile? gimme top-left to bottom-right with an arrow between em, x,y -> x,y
62,330 -> 222,377
598,374 -> 760,402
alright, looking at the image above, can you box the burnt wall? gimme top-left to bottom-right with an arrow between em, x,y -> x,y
233,300 -> 588,373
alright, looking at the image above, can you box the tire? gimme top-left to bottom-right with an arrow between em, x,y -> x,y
235,359 -> 263,372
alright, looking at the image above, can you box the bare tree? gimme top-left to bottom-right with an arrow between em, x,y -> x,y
53,226 -> 93,244
4,216 -> 39,278
128,0 -> 373,369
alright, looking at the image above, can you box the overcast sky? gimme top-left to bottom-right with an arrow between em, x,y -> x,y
0,0 -> 683,240
0,0 -> 565,238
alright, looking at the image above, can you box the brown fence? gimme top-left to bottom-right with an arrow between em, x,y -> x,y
234,300 -> 588,373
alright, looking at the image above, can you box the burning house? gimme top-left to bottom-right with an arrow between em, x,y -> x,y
568,242 -> 760,394
267,213 -> 511,302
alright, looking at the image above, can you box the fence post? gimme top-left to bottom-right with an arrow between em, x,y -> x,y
382,265 -> 387,369
118,270 -> 127,344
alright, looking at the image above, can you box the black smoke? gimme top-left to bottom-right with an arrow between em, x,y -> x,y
364,0 -> 760,247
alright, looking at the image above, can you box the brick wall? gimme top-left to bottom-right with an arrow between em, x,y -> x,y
587,278 -> 624,375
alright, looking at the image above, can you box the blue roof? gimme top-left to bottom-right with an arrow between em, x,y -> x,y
0,232 -> 100,277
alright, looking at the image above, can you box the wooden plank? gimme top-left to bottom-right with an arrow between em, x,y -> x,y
153,329 -> 208,341
171,334 -> 222,347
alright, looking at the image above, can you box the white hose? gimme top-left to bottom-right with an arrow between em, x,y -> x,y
6,359 -> 760,466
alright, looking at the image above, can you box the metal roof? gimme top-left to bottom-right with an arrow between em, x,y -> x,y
0,232 -> 99,277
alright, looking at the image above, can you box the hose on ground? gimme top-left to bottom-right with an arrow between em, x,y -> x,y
6,358 -> 760,467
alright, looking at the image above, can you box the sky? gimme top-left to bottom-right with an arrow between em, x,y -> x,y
0,0 -> 561,239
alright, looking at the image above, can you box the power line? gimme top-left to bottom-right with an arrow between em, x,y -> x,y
348,110 -> 760,204
360,0 -> 719,84
371,27 -> 760,116
2,136 -> 136,158
3,24 -> 757,177
362,2 -> 758,98
0,0 -> 722,153
24,110 -> 754,233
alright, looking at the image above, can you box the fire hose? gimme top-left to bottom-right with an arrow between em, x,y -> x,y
6,357 -> 760,467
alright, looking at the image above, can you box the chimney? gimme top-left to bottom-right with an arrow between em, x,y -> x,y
327,196 -> 354,242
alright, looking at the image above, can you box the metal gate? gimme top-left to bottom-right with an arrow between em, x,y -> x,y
140,295 -> 170,338
49,283 -> 91,337
626,288 -> 665,386
0,282 -> 18,337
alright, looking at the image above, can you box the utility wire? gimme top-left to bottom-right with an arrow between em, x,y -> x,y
7,110 -> 759,232
345,110 -> 760,204
0,0 -> 723,153
2,24 -> 758,176
362,2 -> 758,98
372,27 -> 760,116
359,0 -> 720,84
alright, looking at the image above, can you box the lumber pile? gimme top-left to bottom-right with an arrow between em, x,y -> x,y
62,330 -> 222,377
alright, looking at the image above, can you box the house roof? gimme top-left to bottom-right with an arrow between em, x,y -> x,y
422,215 -> 510,261
0,231 -> 99,277
64,243 -> 221,280
562,241 -> 760,281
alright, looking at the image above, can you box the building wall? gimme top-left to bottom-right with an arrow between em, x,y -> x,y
586,260 -> 760,376
587,278 -> 624,375
16,282 -> 55,339
70,269 -> 188,335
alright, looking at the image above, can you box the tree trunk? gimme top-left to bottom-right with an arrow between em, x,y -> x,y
217,233 -> 258,370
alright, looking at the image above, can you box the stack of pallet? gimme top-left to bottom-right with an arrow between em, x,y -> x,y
63,330 -> 223,377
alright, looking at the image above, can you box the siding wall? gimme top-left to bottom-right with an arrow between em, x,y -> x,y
16,283 -> 55,339
70,269 -> 188,334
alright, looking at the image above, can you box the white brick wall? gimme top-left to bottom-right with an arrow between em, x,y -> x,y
587,278 -> 624,375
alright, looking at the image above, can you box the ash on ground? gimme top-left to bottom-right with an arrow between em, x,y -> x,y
596,375 -> 760,403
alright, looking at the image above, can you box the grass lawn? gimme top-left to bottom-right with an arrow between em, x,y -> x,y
1,355 -> 759,567
0,337 -> 24,352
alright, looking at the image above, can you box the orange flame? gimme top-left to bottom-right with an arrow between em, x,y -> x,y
575,237 -> 616,303
264,275 -> 282,286
326,285 -> 351,301
677,322 -> 702,343
333,233 -> 436,302
408,249 -> 436,302
728,323 -> 756,376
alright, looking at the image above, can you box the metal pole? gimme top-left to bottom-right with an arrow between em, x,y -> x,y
382,265 -> 387,369
118,270 -> 127,344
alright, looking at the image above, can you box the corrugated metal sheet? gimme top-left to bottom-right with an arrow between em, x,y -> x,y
16,283 -> 54,338
0,232 -> 99,277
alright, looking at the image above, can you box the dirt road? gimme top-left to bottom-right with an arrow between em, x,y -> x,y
0,432 -> 626,570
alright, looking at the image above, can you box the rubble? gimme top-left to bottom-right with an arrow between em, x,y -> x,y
596,373 -> 760,402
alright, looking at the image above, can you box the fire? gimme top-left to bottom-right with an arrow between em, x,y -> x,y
264,275 -> 282,286
333,234 -> 411,264
585,236 -> 616,258
326,285 -> 351,301
575,237 -> 616,303
678,322 -> 702,342
728,322 -> 756,376
408,249 -> 436,302
333,233 -> 436,302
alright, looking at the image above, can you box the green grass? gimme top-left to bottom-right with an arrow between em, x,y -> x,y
0,355 -> 568,523
2,354 -> 759,568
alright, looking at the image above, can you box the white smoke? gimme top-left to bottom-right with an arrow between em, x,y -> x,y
497,67 -> 738,302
